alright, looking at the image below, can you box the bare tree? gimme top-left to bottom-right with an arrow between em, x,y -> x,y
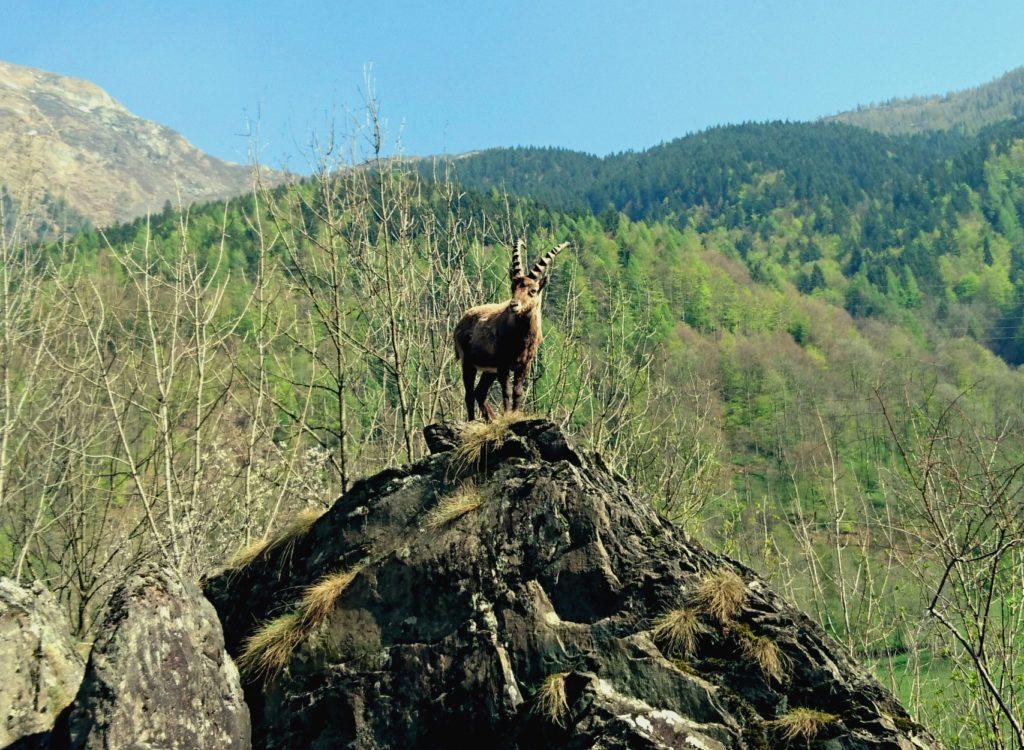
879,387 -> 1024,748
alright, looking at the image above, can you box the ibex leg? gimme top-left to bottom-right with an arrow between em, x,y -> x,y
498,368 -> 512,412
462,362 -> 477,421
474,372 -> 497,421
512,364 -> 528,411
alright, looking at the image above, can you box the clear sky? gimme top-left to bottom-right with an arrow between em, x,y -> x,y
3,1 -> 1024,170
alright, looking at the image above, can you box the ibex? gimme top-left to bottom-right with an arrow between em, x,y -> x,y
454,239 -> 569,420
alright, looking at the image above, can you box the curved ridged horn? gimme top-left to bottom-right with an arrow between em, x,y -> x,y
527,242 -> 569,280
510,238 -> 526,280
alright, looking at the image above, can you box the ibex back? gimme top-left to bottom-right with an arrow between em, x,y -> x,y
453,239 -> 568,420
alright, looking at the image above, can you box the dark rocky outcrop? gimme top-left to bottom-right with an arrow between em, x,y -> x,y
205,419 -> 938,749
58,568 -> 250,750
0,579 -> 84,748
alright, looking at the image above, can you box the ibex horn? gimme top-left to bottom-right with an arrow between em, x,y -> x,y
510,238 -> 527,279
527,242 -> 569,280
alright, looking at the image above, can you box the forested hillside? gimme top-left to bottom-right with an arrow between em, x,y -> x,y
427,119 -> 1024,365
3,109 -> 1024,746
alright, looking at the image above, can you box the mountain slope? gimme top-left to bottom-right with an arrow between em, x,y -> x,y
12,140 -> 1024,746
0,60 -> 274,228
826,66 -> 1024,134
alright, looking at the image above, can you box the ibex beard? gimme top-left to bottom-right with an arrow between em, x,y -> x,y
453,239 -> 569,421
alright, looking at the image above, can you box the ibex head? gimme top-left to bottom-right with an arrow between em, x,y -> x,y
508,239 -> 568,315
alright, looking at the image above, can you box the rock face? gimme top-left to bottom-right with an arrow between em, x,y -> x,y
62,568 -> 250,750
205,419 -> 938,749
0,59 -> 281,229
0,578 -> 84,747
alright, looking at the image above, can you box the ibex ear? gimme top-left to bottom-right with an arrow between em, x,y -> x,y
538,274 -> 549,290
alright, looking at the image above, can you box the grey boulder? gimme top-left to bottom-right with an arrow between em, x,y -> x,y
61,568 -> 250,750
0,578 -> 84,747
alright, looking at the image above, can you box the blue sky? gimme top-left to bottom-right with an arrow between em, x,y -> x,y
3,1 -> 1024,170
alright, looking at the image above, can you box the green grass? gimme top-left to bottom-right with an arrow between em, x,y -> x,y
869,650 -> 957,723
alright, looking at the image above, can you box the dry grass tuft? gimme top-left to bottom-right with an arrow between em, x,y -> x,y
452,410 -> 529,467
534,672 -> 570,726
651,607 -> 707,657
771,708 -> 838,742
237,611 -> 306,679
693,568 -> 746,622
301,564 -> 365,627
227,507 -> 324,569
738,629 -> 790,683
426,482 -> 486,529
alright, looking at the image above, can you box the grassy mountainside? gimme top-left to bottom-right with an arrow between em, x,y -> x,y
827,65 -> 1024,134
0,60 -> 279,228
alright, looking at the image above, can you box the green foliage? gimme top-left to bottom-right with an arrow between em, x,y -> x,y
429,118 -> 1024,364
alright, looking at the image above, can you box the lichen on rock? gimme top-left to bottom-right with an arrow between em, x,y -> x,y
0,578 -> 84,748
61,567 -> 250,750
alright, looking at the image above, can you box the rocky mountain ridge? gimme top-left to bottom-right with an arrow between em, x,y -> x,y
0,60 -> 278,229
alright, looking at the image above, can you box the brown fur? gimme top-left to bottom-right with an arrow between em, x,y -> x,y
454,242 -> 566,420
